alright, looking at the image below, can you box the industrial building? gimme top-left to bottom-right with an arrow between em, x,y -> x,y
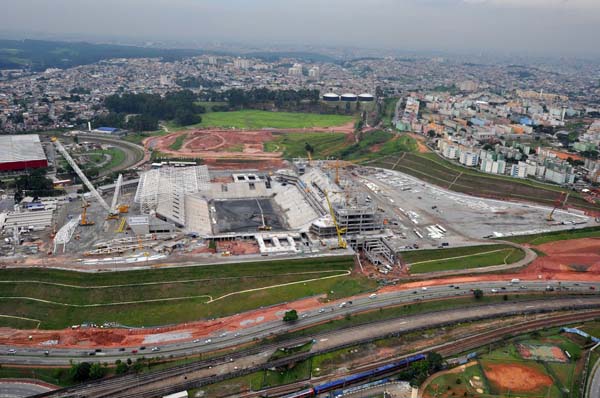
0,134 -> 48,172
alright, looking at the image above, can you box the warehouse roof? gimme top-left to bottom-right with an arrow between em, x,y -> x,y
0,135 -> 47,163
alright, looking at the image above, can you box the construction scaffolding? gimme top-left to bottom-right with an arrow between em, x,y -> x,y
134,166 -> 210,214
53,215 -> 81,253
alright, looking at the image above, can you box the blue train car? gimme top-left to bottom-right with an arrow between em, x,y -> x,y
313,353 -> 425,395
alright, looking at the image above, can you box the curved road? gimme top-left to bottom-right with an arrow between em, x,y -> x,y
588,349 -> 600,398
80,135 -> 145,175
1,280 -> 598,366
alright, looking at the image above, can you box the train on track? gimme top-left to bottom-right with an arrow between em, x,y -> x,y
284,353 -> 426,398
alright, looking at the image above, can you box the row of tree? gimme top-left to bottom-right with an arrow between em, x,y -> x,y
95,90 -> 205,131
201,88 -> 320,108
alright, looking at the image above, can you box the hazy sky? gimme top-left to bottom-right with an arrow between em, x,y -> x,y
2,0 -> 600,56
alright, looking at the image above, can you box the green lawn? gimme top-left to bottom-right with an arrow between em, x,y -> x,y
169,133 -> 187,151
0,256 -> 377,329
262,359 -> 312,388
189,372 -> 264,398
400,244 -> 526,274
500,226 -> 600,245
122,129 -> 169,145
373,152 -> 600,212
197,110 -> 354,129
0,366 -> 73,387
264,132 -> 349,158
341,131 -> 418,162
87,147 -> 126,173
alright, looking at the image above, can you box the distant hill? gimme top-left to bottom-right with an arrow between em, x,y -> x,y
0,39 -> 207,71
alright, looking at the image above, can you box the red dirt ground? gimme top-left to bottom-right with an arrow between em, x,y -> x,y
483,362 -> 553,393
144,124 -> 355,170
522,238 -> 600,277
0,295 -> 325,349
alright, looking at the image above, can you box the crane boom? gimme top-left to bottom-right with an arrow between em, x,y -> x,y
110,174 -> 123,214
52,137 -> 111,213
324,189 -> 347,249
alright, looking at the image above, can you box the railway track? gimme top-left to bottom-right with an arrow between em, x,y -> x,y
33,299 -> 600,398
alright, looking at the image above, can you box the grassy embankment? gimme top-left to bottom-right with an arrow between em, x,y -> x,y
0,256 -> 376,329
400,244 -> 526,274
373,152 -> 600,212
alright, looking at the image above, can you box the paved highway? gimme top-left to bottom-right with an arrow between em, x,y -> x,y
35,297 -> 600,398
1,280 -> 598,366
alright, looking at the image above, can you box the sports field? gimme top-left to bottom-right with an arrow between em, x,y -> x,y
198,110 -> 354,129
373,152 -> 600,212
424,329 -> 585,398
0,257 -> 376,329
400,244 -> 526,274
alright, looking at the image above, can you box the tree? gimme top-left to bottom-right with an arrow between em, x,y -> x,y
473,289 -> 484,299
283,309 -> 298,322
89,362 -> 107,380
304,142 -> 314,154
70,362 -> 91,382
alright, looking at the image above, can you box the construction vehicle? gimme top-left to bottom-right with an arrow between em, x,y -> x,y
324,189 -> 347,249
80,198 -> 95,226
255,199 -> 272,231
107,174 -> 130,220
306,150 -> 313,166
547,192 -> 570,221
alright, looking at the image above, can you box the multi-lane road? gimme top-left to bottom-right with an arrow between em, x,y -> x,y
33,296 -> 600,398
1,280 -> 598,366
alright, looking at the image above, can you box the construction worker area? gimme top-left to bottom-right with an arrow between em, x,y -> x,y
0,139 -> 593,271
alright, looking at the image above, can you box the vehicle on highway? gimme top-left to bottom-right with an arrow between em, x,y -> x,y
44,350 -> 49,356
152,347 -> 160,352
205,339 -> 212,344
369,293 -> 377,299
193,339 -> 200,343
421,287 -> 428,291
319,308 -> 325,313
491,289 -> 498,293
131,349 -> 138,354
339,302 -> 347,308
119,347 -> 125,351
7,349 -> 16,355
140,346 -> 146,350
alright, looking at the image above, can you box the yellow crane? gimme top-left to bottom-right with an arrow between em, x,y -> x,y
79,197 -> 95,226
324,189 -> 347,249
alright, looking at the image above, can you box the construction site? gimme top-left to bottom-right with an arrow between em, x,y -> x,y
0,132 -> 595,276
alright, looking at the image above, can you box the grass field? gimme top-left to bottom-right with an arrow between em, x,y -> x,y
264,132 -> 349,158
0,256 -> 377,329
341,131 -> 418,161
87,147 -> 126,173
425,329 -> 586,398
400,244 -> 526,274
169,133 -> 187,151
197,110 -> 354,129
500,226 -> 600,245
373,152 -> 600,212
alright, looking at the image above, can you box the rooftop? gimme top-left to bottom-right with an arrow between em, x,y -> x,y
0,134 -> 47,164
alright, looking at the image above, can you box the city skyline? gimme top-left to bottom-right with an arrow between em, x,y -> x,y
1,0 -> 600,57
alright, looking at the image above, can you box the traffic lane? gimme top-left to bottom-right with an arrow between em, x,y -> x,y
1,281 -> 598,364
589,354 -> 600,398
0,382 -> 52,398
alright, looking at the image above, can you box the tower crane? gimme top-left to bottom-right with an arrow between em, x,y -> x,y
324,189 -> 347,249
